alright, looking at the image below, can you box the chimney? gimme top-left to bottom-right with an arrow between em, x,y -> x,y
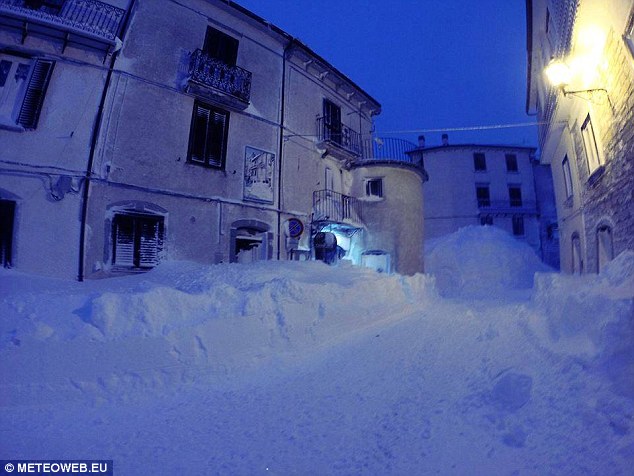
442,133 -> 449,146
418,135 -> 426,148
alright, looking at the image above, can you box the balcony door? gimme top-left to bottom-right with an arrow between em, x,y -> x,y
203,26 -> 238,65
323,99 -> 342,144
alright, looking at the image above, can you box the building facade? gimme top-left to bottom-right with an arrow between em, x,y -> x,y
0,0 -> 426,279
526,0 -> 634,273
408,137 -> 560,268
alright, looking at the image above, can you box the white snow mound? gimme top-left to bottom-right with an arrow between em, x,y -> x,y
426,225 -> 550,298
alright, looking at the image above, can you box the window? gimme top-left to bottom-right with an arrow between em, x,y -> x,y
480,215 -> 493,226
0,199 -> 16,268
505,154 -> 518,172
512,216 -> 525,236
597,225 -> 614,272
203,26 -> 239,65
562,155 -> 573,198
322,99 -> 342,144
188,102 -> 229,168
365,178 -> 383,198
325,167 -> 334,191
476,185 -> 490,207
572,233 -> 583,274
581,114 -> 602,174
0,54 -> 54,130
509,186 -> 522,207
112,212 -> 164,269
474,153 -> 486,171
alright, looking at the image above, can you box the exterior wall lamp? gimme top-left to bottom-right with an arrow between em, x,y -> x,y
544,59 -> 609,101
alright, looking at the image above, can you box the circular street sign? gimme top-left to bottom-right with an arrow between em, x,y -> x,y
288,218 -> 304,238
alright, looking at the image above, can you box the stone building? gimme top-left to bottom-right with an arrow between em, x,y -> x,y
408,136 -> 560,268
0,0 -> 426,279
526,0 -> 634,273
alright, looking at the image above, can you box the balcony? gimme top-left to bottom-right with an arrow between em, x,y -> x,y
187,48 -> 252,109
316,116 -> 362,158
477,200 -> 537,215
0,0 -> 125,50
312,189 -> 363,226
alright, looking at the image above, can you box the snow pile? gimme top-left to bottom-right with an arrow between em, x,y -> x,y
530,251 -> 634,397
426,225 -> 550,298
1,230 -> 633,474
0,261 -> 436,405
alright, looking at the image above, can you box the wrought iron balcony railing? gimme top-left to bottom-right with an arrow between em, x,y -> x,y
0,0 -> 125,43
313,189 -> 363,225
188,49 -> 252,104
316,116 -> 362,157
477,200 -> 537,214
362,137 -> 417,163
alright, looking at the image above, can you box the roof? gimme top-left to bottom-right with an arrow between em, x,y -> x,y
222,0 -> 382,112
407,144 -> 537,155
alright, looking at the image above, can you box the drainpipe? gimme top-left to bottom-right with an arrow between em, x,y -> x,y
77,0 -> 136,281
276,39 -> 293,260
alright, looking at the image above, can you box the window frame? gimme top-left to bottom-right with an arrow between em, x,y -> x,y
111,211 -> 165,270
365,178 -> 383,198
562,155 -> 573,199
187,101 -> 230,169
505,153 -> 518,173
508,185 -> 523,207
475,184 -> 490,208
203,26 -> 239,66
580,114 -> 602,175
473,152 -> 487,172
0,53 -> 54,131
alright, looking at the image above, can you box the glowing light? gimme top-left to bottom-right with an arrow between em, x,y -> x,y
544,60 -> 572,88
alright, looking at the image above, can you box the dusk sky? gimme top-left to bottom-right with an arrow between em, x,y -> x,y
236,0 -> 537,148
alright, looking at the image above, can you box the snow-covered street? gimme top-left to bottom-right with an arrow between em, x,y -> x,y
1,227 -> 633,475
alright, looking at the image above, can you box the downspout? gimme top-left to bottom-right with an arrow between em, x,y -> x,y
276,39 -> 293,260
77,0 -> 136,281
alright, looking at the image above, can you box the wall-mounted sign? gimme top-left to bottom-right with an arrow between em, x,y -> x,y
243,146 -> 275,204
287,218 -> 304,238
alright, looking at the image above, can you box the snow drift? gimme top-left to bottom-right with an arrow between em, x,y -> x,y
426,225 -> 550,298
1,227 -> 633,475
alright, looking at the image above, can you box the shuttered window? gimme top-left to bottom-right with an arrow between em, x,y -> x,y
188,102 -> 229,168
17,59 -> 54,129
112,213 -> 164,269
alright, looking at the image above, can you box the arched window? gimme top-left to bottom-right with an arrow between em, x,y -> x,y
596,224 -> 614,273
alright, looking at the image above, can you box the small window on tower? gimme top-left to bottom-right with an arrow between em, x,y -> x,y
365,178 -> 383,198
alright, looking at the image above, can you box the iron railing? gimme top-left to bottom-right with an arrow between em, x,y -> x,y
188,48 -> 252,104
0,0 -> 125,42
362,137 -> 417,163
312,189 -> 363,224
316,116 -> 362,156
478,200 -> 537,214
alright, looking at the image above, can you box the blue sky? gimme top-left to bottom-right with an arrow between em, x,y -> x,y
236,0 -> 537,148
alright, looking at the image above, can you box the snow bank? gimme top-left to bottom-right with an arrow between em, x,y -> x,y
0,261 -> 436,404
426,226 -> 550,298
530,251 -> 634,397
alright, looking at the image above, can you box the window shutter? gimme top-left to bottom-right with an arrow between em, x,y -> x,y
206,109 -> 227,167
113,215 -> 135,267
190,104 -> 210,164
17,59 -> 54,129
138,217 -> 164,267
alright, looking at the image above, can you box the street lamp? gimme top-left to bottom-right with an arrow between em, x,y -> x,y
544,59 -> 608,99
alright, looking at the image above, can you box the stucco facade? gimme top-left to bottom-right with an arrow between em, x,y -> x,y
408,141 -> 559,268
526,0 -> 634,273
1,0 -> 426,278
